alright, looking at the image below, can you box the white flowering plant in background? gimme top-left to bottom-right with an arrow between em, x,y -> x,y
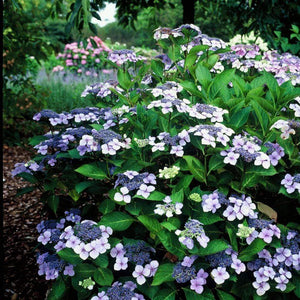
13,24 -> 300,299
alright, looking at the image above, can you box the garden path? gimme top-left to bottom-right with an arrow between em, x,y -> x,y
3,145 -> 50,300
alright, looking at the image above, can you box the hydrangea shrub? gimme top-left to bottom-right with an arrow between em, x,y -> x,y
13,24 -> 300,299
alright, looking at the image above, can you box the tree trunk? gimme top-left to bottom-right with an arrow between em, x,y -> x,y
181,0 -> 196,24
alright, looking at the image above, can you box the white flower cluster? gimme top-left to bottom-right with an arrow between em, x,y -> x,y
154,196 -> 183,217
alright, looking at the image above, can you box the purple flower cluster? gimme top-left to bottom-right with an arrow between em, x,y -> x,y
221,134 -> 284,168
221,49 -> 300,85
150,81 -> 183,99
149,130 -> 190,157
271,119 -> 300,139
36,210 -> 82,280
11,161 -> 40,177
202,191 -> 257,221
207,248 -> 246,280
61,220 -> 112,260
188,123 -> 234,148
175,219 -> 210,249
247,219 -> 281,244
110,241 -> 158,285
281,173 -> 300,194
37,252 -> 74,280
108,49 -> 146,65
231,44 -> 260,59
77,128 -> 130,156
172,255 -> 209,294
154,24 -> 226,53
91,281 -> 145,300
247,241 -> 300,296
148,97 -> 228,123
81,80 -> 123,98
114,171 -> 157,200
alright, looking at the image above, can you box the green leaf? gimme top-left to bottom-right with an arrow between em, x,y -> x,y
242,173 -> 261,188
246,164 -> 277,176
208,69 -> 235,100
154,288 -> 176,300
94,267 -> 114,286
68,189 -> 80,202
134,191 -> 166,201
180,80 -> 202,97
75,181 -> 95,194
226,223 -> 238,252
93,254 -> 109,268
151,59 -> 165,78
173,175 -> 193,192
99,211 -> 134,231
117,69 -> 132,90
58,248 -> 82,265
171,189 -> 184,203
190,239 -> 229,256
152,263 -> 175,286
251,101 -> 269,135
195,64 -> 212,89
216,290 -> 235,300
74,263 -> 96,277
229,107 -> 252,130
192,209 -> 223,225
75,162 -> 107,180
15,186 -> 35,196
47,277 -> 66,300
17,172 -> 38,183
98,198 -> 115,215
47,195 -> 59,215
183,155 -> 206,183
138,215 -> 162,234
208,155 -> 225,174
183,288 -> 215,299
157,230 -> 185,259
239,239 -> 267,261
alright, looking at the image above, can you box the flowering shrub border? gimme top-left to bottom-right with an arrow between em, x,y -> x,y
13,24 -> 300,299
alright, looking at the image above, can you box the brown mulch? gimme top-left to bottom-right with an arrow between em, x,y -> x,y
3,145 -> 50,300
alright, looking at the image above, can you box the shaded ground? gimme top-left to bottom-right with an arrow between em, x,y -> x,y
3,145 -> 50,300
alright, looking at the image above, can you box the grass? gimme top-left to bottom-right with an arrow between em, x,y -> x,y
34,68 -> 116,112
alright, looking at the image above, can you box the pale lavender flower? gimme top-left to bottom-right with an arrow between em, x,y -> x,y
38,230 -> 51,245
132,265 -> 151,285
91,291 -> 109,300
275,275 -> 288,291
211,267 -> 230,284
252,281 -> 270,296
181,255 -> 198,267
110,243 -> 125,258
258,229 -> 274,243
63,265 -> 75,276
136,184 -> 155,198
114,187 -> 131,203
144,260 -> 159,277
170,145 -> 184,157
231,258 -> 246,274
246,230 -> 259,245
74,243 -> 89,260
114,256 -> 128,271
